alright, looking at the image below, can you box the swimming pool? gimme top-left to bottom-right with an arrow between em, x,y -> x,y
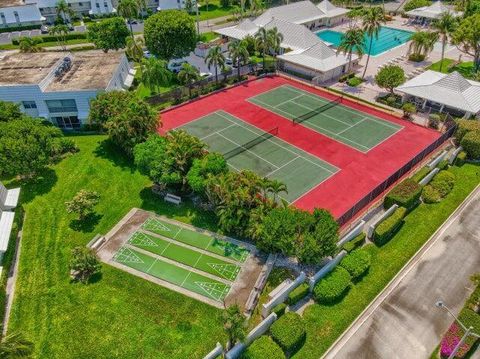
316,27 -> 413,56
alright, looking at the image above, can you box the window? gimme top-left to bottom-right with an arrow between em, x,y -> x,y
13,11 -> 20,23
22,101 -> 37,109
45,99 -> 77,113
52,116 -> 80,129
79,2 -> 83,5
96,3 -> 100,8
0,13 -> 6,26
104,1 -> 108,7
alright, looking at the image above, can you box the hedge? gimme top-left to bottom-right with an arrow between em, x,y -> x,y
437,159 -> 449,171
455,119 -> 480,143
288,283 -> 309,305
12,32 -> 87,45
339,248 -> 372,280
460,131 -> 480,159
455,151 -> 467,166
422,184 -> 442,203
313,267 -> 351,304
343,232 -> 366,253
272,302 -> 287,317
411,166 -> 430,183
423,170 -> 455,203
270,312 -> 306,355
0,24 -> 41,33
384,178 -> 422,210
241,336 -> 286,359
374,207 -> 407,245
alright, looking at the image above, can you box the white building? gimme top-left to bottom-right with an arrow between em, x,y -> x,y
0,50 -> 132,129
0,0 -> 45,28
396,70 -> 480,118
24,0 -> 116,23
406,1 -> 462,24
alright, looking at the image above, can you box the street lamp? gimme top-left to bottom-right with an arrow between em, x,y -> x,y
435,300 -> 480,359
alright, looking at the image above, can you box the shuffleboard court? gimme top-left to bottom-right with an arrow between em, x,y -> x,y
128,231 -> 241,281
179,110 -> 338,203
142,217 -> 250,262
113,246 -> 231,302
247,84 -> 403,152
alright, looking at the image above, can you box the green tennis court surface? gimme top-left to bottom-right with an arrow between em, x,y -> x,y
128,231 -> 241,281
248,85 -> 403,152
142,217 -> 249,262
179,110 -> 338,203
113,247 -> 230,302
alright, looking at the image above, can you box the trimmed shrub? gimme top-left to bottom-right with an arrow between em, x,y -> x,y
288,283 -> 310,305
384,178 -> 422,210
347,76 -> 363,87
411,166 -> 430,183
437,159 -> 449,171
422,170 -> 455,203
270,312 -> 306,355
313,267 -> 351,304
404,0 -> 431,11
339,248 -> 372,280
374,207 -> 407,245
343,232 -> 366,253
11,32 -> 87,45
241,336 -> 286,359
460,131 -> 480,159
455,119 -> 480,143
422,184 -> 442,203
408,53 -> 425,62
272,302 -> 287,317
455,151 -> 467,166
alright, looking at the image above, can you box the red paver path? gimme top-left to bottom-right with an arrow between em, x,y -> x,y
160,76 -> 441,222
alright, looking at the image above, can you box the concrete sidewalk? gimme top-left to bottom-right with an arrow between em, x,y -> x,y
323,184 -> 480,359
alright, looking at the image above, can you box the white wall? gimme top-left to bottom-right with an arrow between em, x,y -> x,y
157,0 -> 185,10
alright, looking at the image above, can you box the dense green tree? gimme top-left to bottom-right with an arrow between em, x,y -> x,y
205,46 -> 226,83
361,7 -> 385,79
228,40 -> 249,79
268,27 -> 284,69
223,305 -> 246,351
0,101 -> 23,122
375,65 -> 406,93
0,118 -> 62,178
432,12 -> 457,72
140,57 -> 170,94
56,0 -> 74,22
87,17 -> 130,53
0,332 -> 34,358
243,34 -> 256,55
186,153 -> 228,195
451,14 -> 480,71
255,27 -> 271,69
125,36 -> 144,62
144,10 -> 196,60
70,246 -> 101,283
65,189 -> 100,220
403,0 -> 431,11
177,63 -> 200,97
88,91 -> 134,125
338,27 -> 365,72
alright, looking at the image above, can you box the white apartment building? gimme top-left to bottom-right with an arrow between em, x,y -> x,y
0,0 -> 45,28
0,50 -> 132,129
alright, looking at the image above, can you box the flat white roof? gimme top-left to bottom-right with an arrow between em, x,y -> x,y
396,70 -> 480,114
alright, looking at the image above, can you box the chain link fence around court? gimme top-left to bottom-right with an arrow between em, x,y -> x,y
337,122 -> 457,226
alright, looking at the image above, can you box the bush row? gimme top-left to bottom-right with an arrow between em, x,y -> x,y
313,267 -> 351,304
411,166 -> 430,183
288,283 -> 309,306
461,131 -> 480,160
343,232 -> 365,253
12,32 -> 87,45
423,170 -> 455,203
384,178 -> 422,211
455,151 -> 467,166
269,312 -> 306,355
241,336 -> 285,359
339,248 -> 372,281
456,119 -> 480,143
374,207 -> 407,246
0,24 -> 41,33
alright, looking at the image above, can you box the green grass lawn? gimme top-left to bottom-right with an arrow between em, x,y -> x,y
133,66 -> 179,99
6,135 -> 225,359
0,38 -> 92,50
191,0 -> 235,21
292,163 -> 480,359
428,59 -> 477,79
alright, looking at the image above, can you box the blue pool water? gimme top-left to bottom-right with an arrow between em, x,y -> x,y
316,27 -> 413,56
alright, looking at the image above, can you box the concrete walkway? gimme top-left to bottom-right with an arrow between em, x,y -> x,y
323,184 -> 480,359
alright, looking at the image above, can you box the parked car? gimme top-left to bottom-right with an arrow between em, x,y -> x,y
143,50 -> 152,59
200,72 -> 213,78
225,57 -> 233,65
168,60 -> 187,73
127,19 -> 138,25
40,25 -> 49,34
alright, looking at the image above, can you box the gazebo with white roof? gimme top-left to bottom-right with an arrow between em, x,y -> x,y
396,70 -> 480,118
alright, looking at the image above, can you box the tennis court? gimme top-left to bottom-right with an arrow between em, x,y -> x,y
248,85 -> 403,152
179,110 -> 338,203
128,231 -> 241,281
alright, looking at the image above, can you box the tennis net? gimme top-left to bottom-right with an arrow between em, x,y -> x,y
293,96 -> 342,125
223,127 -> 279,160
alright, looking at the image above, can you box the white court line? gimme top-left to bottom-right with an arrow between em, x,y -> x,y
180,272 -> 192,287
336,117 -> 368,136
145,257 -> 158,274
215,111 -> 338,174
200,123 -> 237,141
266,156 -> 300,177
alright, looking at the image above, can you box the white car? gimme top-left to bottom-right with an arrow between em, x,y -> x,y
168,60 -> 187,73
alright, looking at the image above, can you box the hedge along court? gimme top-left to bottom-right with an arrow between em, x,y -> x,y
161,75 -> 443,224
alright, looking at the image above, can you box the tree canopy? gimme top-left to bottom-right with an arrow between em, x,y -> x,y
87,17 -> 130,52
144,10 -> 197,60
0,101 -> 23,122
451,14 -> 480,71
375,65 -> 406,93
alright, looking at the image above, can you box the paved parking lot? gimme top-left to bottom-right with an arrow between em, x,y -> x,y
0,26 -> 85,45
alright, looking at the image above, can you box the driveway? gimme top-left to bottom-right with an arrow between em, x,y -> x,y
323,184 -> 480,359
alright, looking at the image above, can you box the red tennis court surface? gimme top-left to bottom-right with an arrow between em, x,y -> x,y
160,75 -> 442,224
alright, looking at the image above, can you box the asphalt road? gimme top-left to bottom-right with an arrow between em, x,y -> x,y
324,184 -> 480,359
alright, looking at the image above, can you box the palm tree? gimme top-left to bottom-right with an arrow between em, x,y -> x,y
141,57 -> 170,94
0,332 -> 34,358
249,0 -> 263,17
19,37 -> 43,53
255,27 -> 271,70
118,0 -> 139,38
432,12 -> 457,72
337,27 -> 365,72
126,36 -> 144,62
222,304 -> 246,351
55,0 -> 74,23
205,46 -> 226,84
49,24 -> 69,51
136,0 -> 147,18
267,27 -> 284,69
361,6 -> 385,79
177,63 -> 200,98
228,40 -> 249,79
408,31 -> 439,59
268,179 -> 287,203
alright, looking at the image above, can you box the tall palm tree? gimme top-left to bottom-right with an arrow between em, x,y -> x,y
177,63 -> 200,98
268,179 -> 287,203
0,332 -> 34,358
432,12 -> 457,72
228,40 -> 249,79
337,26 -> 365,72
126,36 -> 144,62
19,37 -> 43,53
136,0 -> 147,19
205,46 -> 226,84
267,27 -> 284,69
408,31 -> 439,59
118,0 -> 139,38
361,6 -> 385,79
255,27 -> 271,70
55,0 -> 74,23
49,24 -> 69,51
141,57 -> 170,94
